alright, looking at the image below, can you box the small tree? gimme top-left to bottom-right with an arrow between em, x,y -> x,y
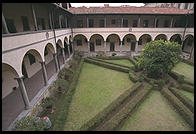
137,40 -> 181,79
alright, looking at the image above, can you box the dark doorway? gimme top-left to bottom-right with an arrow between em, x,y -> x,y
90,42 -> 95,52
110,42 -> 115,52
131,42 -> 136,51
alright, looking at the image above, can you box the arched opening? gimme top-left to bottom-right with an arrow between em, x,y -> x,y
170,34 -> 182,45
182,35 -> 194,53
21,49 -> 44,102
154,34 -> 167,41
106,34 -> 120,52
44,43 -> 56,79
64,37 -> 69,58
89,34 -> 104,52
56,39 -> 64,67
69,35 -> 73,54
138,34 -> 152,52
73,34 -> 88,52
122,34 -> 137,51
2,63 -> 24,130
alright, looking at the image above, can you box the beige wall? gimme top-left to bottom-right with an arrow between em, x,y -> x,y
90,34 -> 105,51
73,35 -> 88,52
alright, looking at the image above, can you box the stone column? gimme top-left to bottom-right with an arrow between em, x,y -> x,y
59,15 -> 62,29
120,41 -> 122,52
87,16 -> 89,28
40,61 -> 48,86
68,45 -> 71,57
15,77 -> 31,110
31,4 -> 38,31
61,48 -> 66,64
88,41 -> 90,52
170,17 -> 173,28
49,11 -> 53,29
135,41 -> 139,53
104,41 -> 106,53
104,15 -> 106,27
137,15 -> 141,27
154,16 -> 157,28
2,12 -> 9,34
53,53 -> 59,72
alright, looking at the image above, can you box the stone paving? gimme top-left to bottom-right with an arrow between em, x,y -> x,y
2,53 -> 69,131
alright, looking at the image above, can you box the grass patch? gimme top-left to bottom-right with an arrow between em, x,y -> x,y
64,63 -> 133,131
103,59 -> 134,67
120,90 -> 192,131
172,62 -> 194,83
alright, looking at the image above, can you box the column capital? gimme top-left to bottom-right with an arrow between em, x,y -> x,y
14,76 -> 25,80
39,61 -> 45,64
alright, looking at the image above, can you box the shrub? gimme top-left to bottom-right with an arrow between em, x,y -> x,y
129,70 -> 138,83
54,79 -> 69,91
138,73 -> 147,82
180,83 -> 194,93
177,75 -> 185,84
168,82 -> 175,88
41,97 -> 56,109
157,79 -> 165,89
164,76 -> 170,84
112,53 -> 117,56
137,40 -> 181,79
13,116 -> 48,131
58,68 -> 73,82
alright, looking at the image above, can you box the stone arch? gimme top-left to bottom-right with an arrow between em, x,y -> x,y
2,63 -> 19,99
64,36 -> 69,56
122,34 -> 137,51
106,34 -> 121,52
182,34 -> 194,53
154,34 -> 167,41
73,34 -> 88,52
57,39 -> 63,48
89,34 -> 105,52
138,34 -> 152,52
21,49 -> 43,78
170,34 -> 182,45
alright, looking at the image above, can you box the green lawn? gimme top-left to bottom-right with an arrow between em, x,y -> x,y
178,89 -> 194,102
120,90 -> 192,131
172,62 -> 194,83
104,59 -> 134,67
64,62 -> 133,131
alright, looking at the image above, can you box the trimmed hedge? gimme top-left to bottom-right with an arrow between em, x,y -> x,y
88,57 -> 131,69
96,56 -> 129,60
169,70 -> 194,86
161,88 -> 194,129
97,83 -> 152,131
168,87 -> 194,113
133,56 -> 140,61
129,70 -> 138,83
128,57 -> 137,66
84,58 -> 129,73
79,82 -> 142,131
180,83 -> 194,93
181,58 -> 194,66
52,59 -> 84,131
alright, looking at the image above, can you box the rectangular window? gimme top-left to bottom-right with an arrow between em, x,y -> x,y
143,20 -> 148,27
89,19 -> 94,27
77,20 -> 83,28
99,19 -> 104,27
21,16 -> 30,31
37,18 -> 46,30
96,39 -> 101,46
6,18 -> 17,33
132,20 -> 137,27
178,4 -> 181,8
28,53 -> 36,65
77,39 -> 82,46
41,18 -> 46,30
123,19 -> 128,27
156,19 -> 159,27
164,20 -> 169,27
111,19 -> 116,24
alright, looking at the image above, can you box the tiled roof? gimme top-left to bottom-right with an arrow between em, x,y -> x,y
68,6 -> 190,15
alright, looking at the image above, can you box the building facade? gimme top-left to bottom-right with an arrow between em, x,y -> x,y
2,3 -> 194,130
144,3 -> 194,10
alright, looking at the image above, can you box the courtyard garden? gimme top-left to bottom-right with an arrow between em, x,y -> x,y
13,40 -> 194,131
